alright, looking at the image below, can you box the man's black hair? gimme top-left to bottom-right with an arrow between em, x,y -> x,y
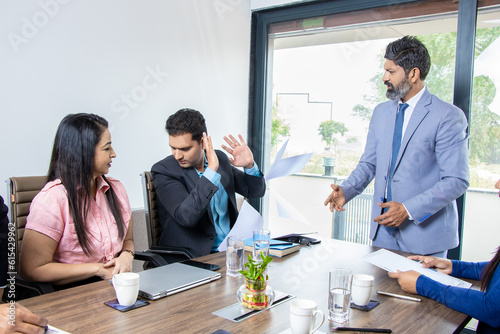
165,108 -> 207,142
385,36 -> 431,80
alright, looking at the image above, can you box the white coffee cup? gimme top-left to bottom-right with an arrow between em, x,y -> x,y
112,272 -> 140,306
351,274 -> 374,306
290,299 -> 325,334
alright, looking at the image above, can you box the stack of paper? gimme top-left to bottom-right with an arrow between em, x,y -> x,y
365,249 -> 472,288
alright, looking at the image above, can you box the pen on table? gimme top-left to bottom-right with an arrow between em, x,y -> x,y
376,290 -> 421,302
335,327 -> 392,333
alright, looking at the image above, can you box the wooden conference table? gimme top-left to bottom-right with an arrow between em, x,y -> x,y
21,239 -> 475,333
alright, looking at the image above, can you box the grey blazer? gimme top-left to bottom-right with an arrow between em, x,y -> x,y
341,88 -> 469,254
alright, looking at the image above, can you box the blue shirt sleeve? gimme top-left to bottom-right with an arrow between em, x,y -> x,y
451,260 -> 487,280
244,163 -> 263,177
416,261 -> 500,328
202,167 -> 221,184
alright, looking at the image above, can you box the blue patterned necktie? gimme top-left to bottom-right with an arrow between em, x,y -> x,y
385,103 -> 409,233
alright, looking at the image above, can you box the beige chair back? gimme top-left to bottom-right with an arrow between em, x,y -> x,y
7,176 -> 47,275
141,172 -> 161,249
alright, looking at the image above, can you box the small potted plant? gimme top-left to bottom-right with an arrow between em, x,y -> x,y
237,252 -> 275,310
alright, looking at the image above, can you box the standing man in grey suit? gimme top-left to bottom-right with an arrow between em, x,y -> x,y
152,108 -> 266,257
324,36 -> 469,257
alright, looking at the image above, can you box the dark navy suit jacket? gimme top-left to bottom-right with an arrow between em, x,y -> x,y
151,150 -> 265,257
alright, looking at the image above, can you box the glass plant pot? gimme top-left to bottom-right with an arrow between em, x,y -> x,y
237,278 -> 275,310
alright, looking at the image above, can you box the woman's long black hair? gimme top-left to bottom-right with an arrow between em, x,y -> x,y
482,247 -> 500,291
47,113 -> 125,256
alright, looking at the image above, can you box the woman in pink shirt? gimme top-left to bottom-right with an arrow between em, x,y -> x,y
21,113 -> 135,286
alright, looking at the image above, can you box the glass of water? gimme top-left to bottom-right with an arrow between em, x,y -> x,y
328,268 -> 353,323
226,236 -> 245,277
252,229 -> 271,262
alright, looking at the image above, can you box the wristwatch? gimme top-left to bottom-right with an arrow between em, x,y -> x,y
116,249 -> 135,258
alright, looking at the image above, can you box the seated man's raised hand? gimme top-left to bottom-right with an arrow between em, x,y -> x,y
221,134 -> 254,169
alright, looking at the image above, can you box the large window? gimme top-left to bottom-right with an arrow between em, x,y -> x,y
462,6 -> 500,262
250,0 -> 500,260
258,0 -> 461,241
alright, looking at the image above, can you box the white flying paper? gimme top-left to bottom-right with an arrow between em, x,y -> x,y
217,200 -> 263,251
271,188 -> 309,225
265,139 -> 313,182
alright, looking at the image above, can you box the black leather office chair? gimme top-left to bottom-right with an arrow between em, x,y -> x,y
140,172 -> 194,266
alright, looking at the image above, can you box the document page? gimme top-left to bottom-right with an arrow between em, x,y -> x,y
45,325 -> 71,334
217,201 -> 263,251
264,139 -> 313,181
365,249 -> 472,288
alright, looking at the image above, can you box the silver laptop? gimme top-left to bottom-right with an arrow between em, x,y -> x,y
138,262 -> 221,300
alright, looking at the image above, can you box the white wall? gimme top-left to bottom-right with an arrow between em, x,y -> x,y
0,0 -> 252,209
462,189 -> 500,262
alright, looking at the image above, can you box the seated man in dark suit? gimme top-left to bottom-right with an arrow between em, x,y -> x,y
151,108 -> 266,257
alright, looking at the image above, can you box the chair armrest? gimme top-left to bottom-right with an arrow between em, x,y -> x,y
134,251 -> 168,267
149,245 -> 195,259
16,275 -> 55,296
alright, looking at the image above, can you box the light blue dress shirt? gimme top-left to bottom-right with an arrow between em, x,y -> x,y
194,159 -> 262,251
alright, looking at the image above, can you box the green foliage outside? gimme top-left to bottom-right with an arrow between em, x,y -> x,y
271,104 -> 290,154
301,151 -> 360,175
318,120 -> 348,151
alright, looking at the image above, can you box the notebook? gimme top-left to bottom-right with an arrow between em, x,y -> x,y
243,238 -> 300,257
138,262 -> 221,300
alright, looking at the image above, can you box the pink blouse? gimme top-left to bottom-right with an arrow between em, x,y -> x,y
26,177 -> 132,264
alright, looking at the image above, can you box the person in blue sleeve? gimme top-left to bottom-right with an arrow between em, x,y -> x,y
151,108 -> 266,257
389,178 -> 500,333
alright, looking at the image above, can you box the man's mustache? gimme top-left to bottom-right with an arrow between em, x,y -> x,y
384,81 -> 394,89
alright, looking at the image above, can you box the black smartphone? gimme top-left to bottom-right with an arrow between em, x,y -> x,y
104,298 -> 150,312
181,259 -> 221,271
274,234 -> 321,246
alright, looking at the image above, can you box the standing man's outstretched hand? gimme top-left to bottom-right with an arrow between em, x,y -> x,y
221,134 -> 254,169
324,184 -> 346,212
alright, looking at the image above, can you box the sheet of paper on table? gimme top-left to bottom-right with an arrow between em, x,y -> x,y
364,249 -> 472,288
45,325 -> 71,334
